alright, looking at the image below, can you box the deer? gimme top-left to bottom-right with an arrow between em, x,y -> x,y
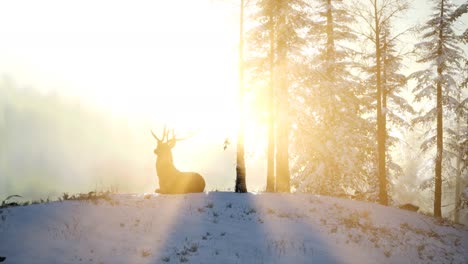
151,127 -> 205,194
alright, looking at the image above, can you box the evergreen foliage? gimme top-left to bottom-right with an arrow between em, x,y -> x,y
409,0 -> 466,217
246,0 -> 312,193
290,0 -> 375,197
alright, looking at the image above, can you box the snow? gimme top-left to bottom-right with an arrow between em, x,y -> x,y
0,193 -> 467,264
462,187 -> 468,200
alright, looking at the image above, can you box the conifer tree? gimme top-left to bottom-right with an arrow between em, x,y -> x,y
379,23 -> 414,191
235,0 -> 248,193
354,0 -> 408,205
291,0 -> 374,196
246,0 -> 311,192
409,0 -> 466,217
447,1 -> 466,222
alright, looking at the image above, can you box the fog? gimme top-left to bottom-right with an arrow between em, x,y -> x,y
0,77 -> 267,201
0,0 -> 268,201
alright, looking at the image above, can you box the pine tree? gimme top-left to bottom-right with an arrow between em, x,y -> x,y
451,67 -> 467,222
266,0 -> 278,192
380,23 -> 415,194
291,0 -> 375,196
247,0 -> 311,192
235,0 -> 248,193
353,0 -> 408,205
246,0 -> 278,192
447,1 -> 467,222
409,0 -> 466,217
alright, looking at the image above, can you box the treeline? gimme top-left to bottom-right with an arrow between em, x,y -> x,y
240,0 -> 467,222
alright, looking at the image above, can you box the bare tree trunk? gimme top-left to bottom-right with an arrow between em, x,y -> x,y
434,0 -> 445,217
382,29 -> 388,190
323,0 -> 338,192
266,8 -> 276,192
454,91 -> 461,222
276,108 -> 290,192
434,73 -> 443,217
374,0 -> 388,205
275,4 -> 290,193
236,0 -> 247,193
326,0 -> 335,74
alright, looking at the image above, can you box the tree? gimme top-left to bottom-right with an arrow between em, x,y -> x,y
379,22 -> 415,194
291,0 -> 375,197
354,0 -> 408,205
447,2 -> 467,222
273,1 -> 290,193
409,0 -> 466,217
247,0 -> 310,192
236,0 -> 248,193
452,66 -> 467,222
266,0 -> 277,192
246,0 -> 277,192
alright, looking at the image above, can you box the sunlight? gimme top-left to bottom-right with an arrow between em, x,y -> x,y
0,0 -> 271,158
1,0 -> 468,261
0,0 -> 276,193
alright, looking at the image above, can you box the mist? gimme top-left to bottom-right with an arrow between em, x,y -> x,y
0,77 -> 266,201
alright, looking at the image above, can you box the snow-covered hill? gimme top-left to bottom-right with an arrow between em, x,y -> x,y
0,193 -> 467,264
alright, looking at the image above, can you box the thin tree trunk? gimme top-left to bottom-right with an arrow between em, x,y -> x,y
434,0 -> 445,217
236,0 -> 247,193
454,90 -> 461,222
326,0 -> 335,76
276,107 -> 290,192
374,0 -> 388,205
275,4 -> 290,193
266,8 -> 276,192
434,73 -> 443,217
324,0 -> 338,191
382,29 -> 388,184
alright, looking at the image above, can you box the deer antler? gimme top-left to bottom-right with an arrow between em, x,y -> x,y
162,126 -> 167,141
151,125 -> 168,142
153,126 -> 198,143
171,129 -> 199,142
151,130 -> 161,141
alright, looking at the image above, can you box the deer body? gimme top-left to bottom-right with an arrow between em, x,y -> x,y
152,128 -> 205,194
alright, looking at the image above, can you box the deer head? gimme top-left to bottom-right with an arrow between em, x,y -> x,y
151,127 -> 195,160
151,127 -> 174,159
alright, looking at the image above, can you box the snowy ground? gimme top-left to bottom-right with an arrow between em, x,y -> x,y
0,192 -> 467,264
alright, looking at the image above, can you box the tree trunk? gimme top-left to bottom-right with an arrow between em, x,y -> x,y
266,8 -> 276,192
454,91 -> 461,222
275,4 -> 290,193
276,112 -> 290,192
236,0 -> 247,193
375,0 -> 388,205
434,72 -> 443,217
382,29 -> 388,188
434,0 -> 445,217
326,0 -> 335,76
323,0 -> 338,192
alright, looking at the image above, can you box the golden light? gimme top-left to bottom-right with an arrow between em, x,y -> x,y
0,0 -> 271,193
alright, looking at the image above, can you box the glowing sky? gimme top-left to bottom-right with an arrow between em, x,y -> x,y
0,0 -> 465,195
0,0 -> 240,132
0,0 -> 465,125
